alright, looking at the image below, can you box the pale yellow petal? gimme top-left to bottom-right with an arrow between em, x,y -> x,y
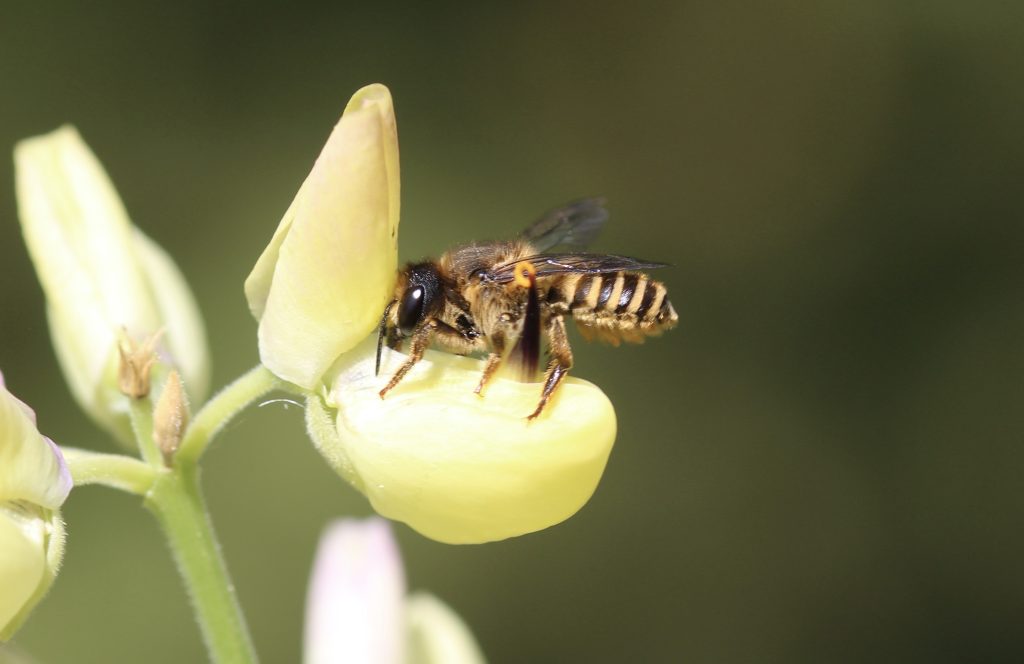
406,593 -> 487,664
322,339 -> 616,544
252,84 -> 400,389
0,506 -> 65,640
0,511 -> 44,638
133,229 -> 210,403
0,385 -> 71,508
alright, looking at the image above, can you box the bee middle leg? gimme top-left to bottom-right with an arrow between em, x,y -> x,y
528,315 -> 574,420
380,320 -> 471,399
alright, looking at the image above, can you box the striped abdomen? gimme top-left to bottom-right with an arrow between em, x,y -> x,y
544,272 -> 677,344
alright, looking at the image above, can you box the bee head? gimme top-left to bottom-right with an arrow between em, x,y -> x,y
377,263 -> 442,376
395,263 -> 441,336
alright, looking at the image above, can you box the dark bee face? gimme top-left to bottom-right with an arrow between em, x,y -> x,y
396,284 -> 426,336
394,263 -> 442,337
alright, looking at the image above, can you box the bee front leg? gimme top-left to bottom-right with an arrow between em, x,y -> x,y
379,320 -> 436,399
474,332 -> 507,396
528,315 -> 574,420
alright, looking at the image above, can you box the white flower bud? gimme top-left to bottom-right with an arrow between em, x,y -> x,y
304,518 -> 485,664
14,127 -> 209,443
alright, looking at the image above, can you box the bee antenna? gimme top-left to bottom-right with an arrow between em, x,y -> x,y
375,300 -> 396,377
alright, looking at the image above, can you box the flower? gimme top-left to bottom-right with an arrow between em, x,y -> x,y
251,84 -> 616,544
304,518 -> 485,664
14,127 -> 209,444
0,372 -> 71,639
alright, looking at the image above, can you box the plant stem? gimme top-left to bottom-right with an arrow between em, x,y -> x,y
146,466 -> 258,664
128,396 -> 161,467
61,447 -> 156,494
178,365 -> 280,464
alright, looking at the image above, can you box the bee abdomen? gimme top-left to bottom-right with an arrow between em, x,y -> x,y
561,272 -> 677,344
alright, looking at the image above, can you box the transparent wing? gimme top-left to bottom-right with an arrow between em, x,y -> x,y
484,253 -> 670,284
519,198 -> 609,252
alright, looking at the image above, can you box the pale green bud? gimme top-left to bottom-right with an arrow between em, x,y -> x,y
14,127 -> 209,443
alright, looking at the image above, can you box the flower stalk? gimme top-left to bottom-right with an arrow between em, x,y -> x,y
145,468 -> 258,664
177,364 -> 280,464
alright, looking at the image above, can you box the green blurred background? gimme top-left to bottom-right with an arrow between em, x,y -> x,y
2,2 -> 1022,662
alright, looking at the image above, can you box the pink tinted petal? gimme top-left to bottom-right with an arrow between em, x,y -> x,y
0,381 -> 70,508
42,437 -> 72,504
304,518 -> 406,664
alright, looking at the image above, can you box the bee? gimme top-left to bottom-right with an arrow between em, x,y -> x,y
375,198 -> 677,419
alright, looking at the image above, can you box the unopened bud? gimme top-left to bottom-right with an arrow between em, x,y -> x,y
117,331 -> 162,399
153,370 -> 190,466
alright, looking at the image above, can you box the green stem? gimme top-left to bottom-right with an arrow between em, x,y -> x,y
128,397 -> 160,466
178,364 -> 280,464
61,447 -> 156,494
146,466 -> 258,664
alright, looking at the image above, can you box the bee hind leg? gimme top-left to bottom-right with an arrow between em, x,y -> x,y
528,315 -> 574,420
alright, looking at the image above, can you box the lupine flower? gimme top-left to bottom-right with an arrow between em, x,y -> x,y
0,372 -> 72,639
249,84 -> 616,544
304,518 -> 485,664
14,127 -> 209,444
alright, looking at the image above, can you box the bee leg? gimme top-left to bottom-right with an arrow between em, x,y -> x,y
379,320 -> 436,399
474,332 -> 507,396
528,315 -> 574,420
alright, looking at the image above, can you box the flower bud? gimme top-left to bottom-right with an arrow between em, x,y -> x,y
304,518 -> 484,664
14,127 -> 209,444
153,370 -> 190,465
245,84 -> 400,390
0,373 -> 71,639
406,593 -> 487,664
308,339 -> 616,544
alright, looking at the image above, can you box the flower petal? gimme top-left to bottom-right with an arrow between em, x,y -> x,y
133,229 -> 210,403
0,505 -> 66,640
304,518 -> 406,664
405,593 -> 487,664
0,510 -> 45,637
318,339 -> 616,544
247,84 -> 400,390
0,383 -> 71,508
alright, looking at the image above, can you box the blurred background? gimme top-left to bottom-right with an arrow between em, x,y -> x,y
1,1 -> 1022,662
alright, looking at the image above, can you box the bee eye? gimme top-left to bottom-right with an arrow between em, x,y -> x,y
397,286 -> 426,336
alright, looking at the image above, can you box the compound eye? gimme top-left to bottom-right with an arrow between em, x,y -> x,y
397,286 -> 425,336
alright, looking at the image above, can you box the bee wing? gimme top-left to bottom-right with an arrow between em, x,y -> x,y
519,198 -> 609,252
485,253 -> 670,284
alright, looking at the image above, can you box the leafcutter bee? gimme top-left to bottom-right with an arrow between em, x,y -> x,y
376,198 -> 677,419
